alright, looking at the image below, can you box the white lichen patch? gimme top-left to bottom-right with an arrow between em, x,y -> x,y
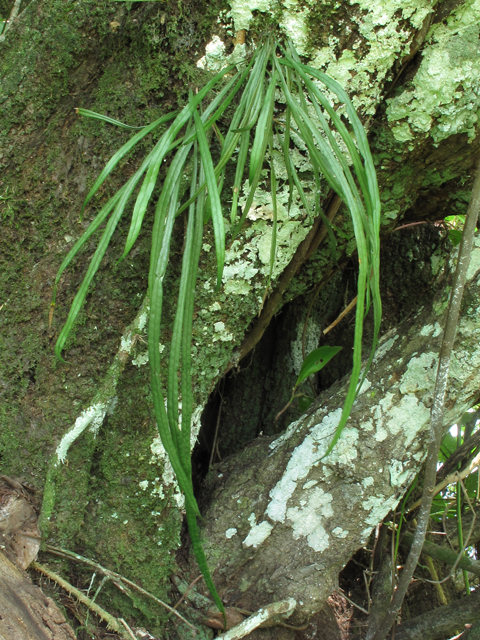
361,419 -> 374,432
139,480 -> 149,491
286,487 -> 333,552
228,0 -> 273,31
290,316 -> 323,377
226,527 -> 238,539
362,494 -> 399,527
56,402 -> 108,463
374,426 -> 388,442
213,321 -> 234,342
420,324 -> 434,336
196,36 -> 227,71
269,417 -> 303,454
120,334 -> 134,352
137,312 -> 148,331
385,395 -> 430,448
243,520 -> 273,548
390,460 -> 405,487
362,476 -> 374,489
357,377 -> 372,395
150,437 -> 184,508
399,352 -> 438,395
266,408 -> 358,523
373,335 -> 398,362
466,238 -> 480,281
310,0 -> 436,115
132,352 -> 149,367
332,527 -> 348,539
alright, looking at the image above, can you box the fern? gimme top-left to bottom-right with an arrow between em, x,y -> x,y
53,40 -> 381,612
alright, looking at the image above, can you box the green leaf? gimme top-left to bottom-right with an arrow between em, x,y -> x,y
193,104 -> 224,290
249,69 -> 277,185
75,107 -> 154,130
449,229 -> 463,246
296,346 -> 342,387
297,395 -> 314,412
440,431 -> 457,460
80,111 -> 177,216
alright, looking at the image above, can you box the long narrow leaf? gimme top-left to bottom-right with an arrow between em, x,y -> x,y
53,188 -> 123,298
264,133 -> 277,297
76,108 -> 158,130
179,143 -> 202,468
193,105 -> 224,290
55,157 -> 153,360
230,132 -> 250,223
148,275 -> 200,518
249,69 -> 277,185
81,111 -> 177,216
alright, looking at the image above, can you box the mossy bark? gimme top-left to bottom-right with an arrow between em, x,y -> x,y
0,0 -> 479,635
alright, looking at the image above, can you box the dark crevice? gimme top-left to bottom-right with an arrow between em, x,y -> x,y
193,223 -> 451,490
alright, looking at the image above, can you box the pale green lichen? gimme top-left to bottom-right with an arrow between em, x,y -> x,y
196,35 -> 227,72
385,395 -> 430,448
398,351 -> 438,394
389,459 -> 412,487
307,0 -> 435,115
466,236 -> 480,280
386,0 -> 480,143
228,0 -> 273,31
362,494 -> 399,526
362,476 -> 374,489
290,316 -> 323,376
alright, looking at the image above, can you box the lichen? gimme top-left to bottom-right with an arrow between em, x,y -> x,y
286,486 -> 333,552
243,520 -> 273,547
386,1 -> 480,144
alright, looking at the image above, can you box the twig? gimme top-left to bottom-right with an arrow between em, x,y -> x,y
45,545 -> 197,631
172,574 -> 203,612
407,451 -> 480,512
216,599 -> 296,640
323,296 -> 358,336
367,157 -> 480,640
119,619 -> 137,640
339,590 -> 369,615
31,561 -> 130,640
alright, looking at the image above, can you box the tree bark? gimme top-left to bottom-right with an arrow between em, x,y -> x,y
201,244 -> 480,617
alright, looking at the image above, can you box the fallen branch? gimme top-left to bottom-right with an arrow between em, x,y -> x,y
400,530 -> 480,577
45,545 -> 197,631
393,591 -> 480,640
217,599 -> 296,640
31,561 -> 130,639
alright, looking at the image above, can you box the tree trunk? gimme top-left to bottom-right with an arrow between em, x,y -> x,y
1,0 -> 479,636
200,240 -> 480,617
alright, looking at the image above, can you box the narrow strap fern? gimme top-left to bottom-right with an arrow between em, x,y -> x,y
53,40 -> 381,612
